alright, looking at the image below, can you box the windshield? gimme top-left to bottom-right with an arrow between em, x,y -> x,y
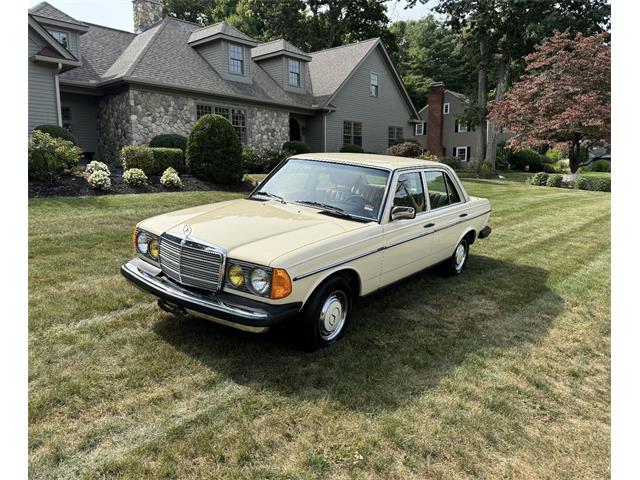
253,158 -> 390,221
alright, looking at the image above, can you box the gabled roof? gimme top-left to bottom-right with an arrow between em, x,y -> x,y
28,14 -> 81,67
188,22 -> 258,47
29,1 -> 88,30
252,39 -> 311,62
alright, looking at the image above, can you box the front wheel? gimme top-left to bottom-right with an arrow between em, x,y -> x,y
298,276 -> 353,351
442,237 -> 469,276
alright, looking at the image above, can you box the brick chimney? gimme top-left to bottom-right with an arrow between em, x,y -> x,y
132,0 -> 163,33
426,82 -> 445,157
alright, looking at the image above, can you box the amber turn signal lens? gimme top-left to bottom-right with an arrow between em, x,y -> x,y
270,268 -> 292,299
149,239 -> 159,259
131,227 -> 138,252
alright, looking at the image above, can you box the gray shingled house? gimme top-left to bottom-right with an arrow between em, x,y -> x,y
28,0 -> 422,163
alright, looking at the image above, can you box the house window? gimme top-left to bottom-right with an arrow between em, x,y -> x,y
229,43 -> 244,75
415,123 -> 425,136
388,126 -> 403,147
196,104 -> 247,143
443,103 -> 450,114
455,146 -> 469,161
196,104 -> 212,118
48,30 -> 68,49
343,120 -> 363,147
455,119 -> 468,133
370,72 -> 379,97
288,59 -> 301,87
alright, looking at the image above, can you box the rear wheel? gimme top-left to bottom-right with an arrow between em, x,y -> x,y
298,276 -> 353,351
442,237 -> 469,276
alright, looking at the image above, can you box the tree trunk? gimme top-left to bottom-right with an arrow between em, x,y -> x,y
569,135 -> 581,173
476,39 -> 487,175
485,54 -> 510,173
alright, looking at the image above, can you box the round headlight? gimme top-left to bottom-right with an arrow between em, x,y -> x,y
249,268 -> 270,295
136,231 -> 150,254
228,264 -> 245,287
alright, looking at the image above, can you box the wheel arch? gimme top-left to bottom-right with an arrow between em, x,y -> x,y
301,267 -> 363,305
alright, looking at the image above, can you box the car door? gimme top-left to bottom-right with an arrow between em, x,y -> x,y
423,169 -> 468,264
380,170 -> 434,286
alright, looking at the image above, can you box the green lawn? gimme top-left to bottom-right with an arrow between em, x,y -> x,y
29,180 -> 610,479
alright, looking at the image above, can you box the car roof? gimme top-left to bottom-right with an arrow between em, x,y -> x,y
289,152 -> 442,171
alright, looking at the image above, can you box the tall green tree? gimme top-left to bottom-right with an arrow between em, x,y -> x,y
162,0 -> 237,25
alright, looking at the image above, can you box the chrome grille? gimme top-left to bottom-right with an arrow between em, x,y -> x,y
159,233 -> 225,292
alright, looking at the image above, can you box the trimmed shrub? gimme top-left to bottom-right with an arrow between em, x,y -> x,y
510,149 -> 545,172
384,141 -> 423,157
88,170 -> 111,190
152,147 -> 184,173
340,144 -> 364,153
438,157 -> 462,170
34,124 -> 77,145
496,144 -> 511,170
186,114 -> 243,184
160,167 -> 183,189
282,141 -> 311,155
545,146 -> 567,163
123,168 -> 148,187
149,133 -> 187,151
531,172 -> 549,186
573,176 -> 592,190
589,159 -> 611,172
419,151 -> 440,163
478,161 -> 493,178
28,130 -> 81,180
121,146 -> 153,172
592,177 -> 611,192
546,174 -> 564,188
86,160 -> 110,176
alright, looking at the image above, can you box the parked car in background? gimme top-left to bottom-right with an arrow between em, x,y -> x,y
121,153 -> 492,349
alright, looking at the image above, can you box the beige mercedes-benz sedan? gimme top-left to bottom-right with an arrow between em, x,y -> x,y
121,153 -> 492,349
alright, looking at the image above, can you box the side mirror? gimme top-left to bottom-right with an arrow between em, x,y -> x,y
390,206 -> 416,221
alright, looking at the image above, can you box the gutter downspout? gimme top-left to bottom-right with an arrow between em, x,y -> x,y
55,63 -> 63,126
323,111 -> 327,152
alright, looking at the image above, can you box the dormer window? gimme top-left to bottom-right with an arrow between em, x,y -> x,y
370,72 -> 379,97
48,30 -> 68,49
229,43 -> 244,75
288,59 -> 301,87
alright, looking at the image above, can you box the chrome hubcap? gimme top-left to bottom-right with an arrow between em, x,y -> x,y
319,291 -> 348,341
454,243 -> 467,270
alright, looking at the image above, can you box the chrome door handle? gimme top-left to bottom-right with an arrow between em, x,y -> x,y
424,223 -> 435,228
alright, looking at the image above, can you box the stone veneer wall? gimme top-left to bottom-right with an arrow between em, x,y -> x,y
97,89 -> 132,164
129,88 -> 290,152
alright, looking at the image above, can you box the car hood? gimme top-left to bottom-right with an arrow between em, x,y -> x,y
139,198 -> 370,266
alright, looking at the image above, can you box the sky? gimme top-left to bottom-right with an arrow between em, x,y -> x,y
28,0 -> 435,33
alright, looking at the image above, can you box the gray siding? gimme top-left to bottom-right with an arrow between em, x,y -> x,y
441,91 -> 480,162
60,92 -> 99,152
257,56 -> 308,95
282,56 -> 306,94
325,47 -> 417,153
259,57 -> 283,85
197,40 -> 252,84
28,32 -> 59,132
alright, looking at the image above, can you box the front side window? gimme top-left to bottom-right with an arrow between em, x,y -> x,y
196,104 -> 212,118
343,120 -> 363,146
253,158 -> 389,221
229,43 -> 244,75
455,146 -> 469,161
455,120 -> 468,133
370,72 -> 379,97
393,172 -> 425,213
196,104 -> 247,143
49,30 -> 68,49
288,59 -> 301,86
415,123 -> 425,136
443,103 -> 450,114
425,170 -> 461,209
388,126 -> 403,147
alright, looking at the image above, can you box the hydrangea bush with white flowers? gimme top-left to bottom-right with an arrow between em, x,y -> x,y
160,167 -> 183,189
88,170 -> 111,190
123,168 -> 148,187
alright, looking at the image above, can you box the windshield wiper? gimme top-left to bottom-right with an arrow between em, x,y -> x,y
295,201 -> 372,222
253,191 -> 286,203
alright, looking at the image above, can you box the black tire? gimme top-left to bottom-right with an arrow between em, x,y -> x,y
297,275 -> 353,351
441,237 -> 469,276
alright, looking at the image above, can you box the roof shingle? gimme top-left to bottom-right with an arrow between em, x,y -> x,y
29,1 -> 87,27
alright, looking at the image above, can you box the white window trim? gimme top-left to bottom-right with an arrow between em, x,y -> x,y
228,43 -> 245,76
287,58 -> 301,87
370,71 -> 380,97
455,120 -> 468,133
455,146 -> 468,161
415,123 -> 425,136
443,103 -> 450,115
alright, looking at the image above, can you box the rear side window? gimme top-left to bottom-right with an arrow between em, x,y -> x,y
424,171 -> 462,209
394,172 -> 426,213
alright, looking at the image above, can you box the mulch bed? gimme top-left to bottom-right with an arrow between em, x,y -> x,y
28,165 -> 255,198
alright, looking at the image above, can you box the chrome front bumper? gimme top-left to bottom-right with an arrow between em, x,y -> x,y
121,258 -> 301,332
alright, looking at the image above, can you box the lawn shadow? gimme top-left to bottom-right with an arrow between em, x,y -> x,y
154,255 -> 563,413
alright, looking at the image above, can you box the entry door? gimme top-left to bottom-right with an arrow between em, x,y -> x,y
381,171 -> 433,287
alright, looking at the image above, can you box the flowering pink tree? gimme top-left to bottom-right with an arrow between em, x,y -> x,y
488,30 -> 610,173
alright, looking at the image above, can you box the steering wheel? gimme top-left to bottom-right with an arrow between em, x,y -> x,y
344,194 -> 367,208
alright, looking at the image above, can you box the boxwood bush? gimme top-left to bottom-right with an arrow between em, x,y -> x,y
121,146 -> 154,172
282,141 -> 311,155
28,130 -> 81,180
385,141 -> 423,157
531,172 -> 549,186
546,174 -> 564,188
149,133 -> 187,151
340,144 -> 364,153
592,177 -> 611,192
573,176 -> 592,190
151,147 -> 184,173
34,124 -> 77,146
588,159 -> 611,172
510,149 -> 545,172
186,114 -> 243,184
